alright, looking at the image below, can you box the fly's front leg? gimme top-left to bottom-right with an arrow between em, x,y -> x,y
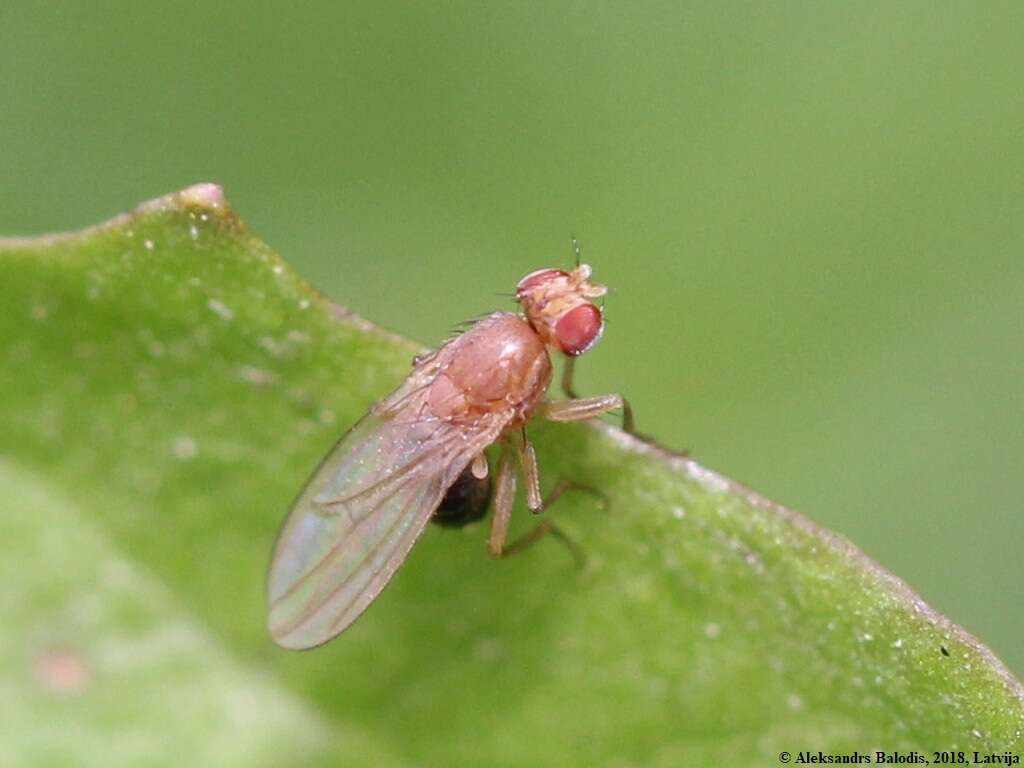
542,393 -> 635,434
487,440 -> 517,558
561,357 -> 580,399
559,357 -> 636,433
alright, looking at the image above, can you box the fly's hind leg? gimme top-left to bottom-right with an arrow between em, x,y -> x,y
499,519 -> 585,569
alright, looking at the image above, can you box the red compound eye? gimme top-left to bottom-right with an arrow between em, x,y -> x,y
516,268 -> 569,295
555,303 -> 603,356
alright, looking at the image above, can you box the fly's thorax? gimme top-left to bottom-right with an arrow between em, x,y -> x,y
515,264 -> 607,357
426,312 -> 552,422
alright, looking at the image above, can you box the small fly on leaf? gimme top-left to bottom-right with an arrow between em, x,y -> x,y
266,263 -> 633,649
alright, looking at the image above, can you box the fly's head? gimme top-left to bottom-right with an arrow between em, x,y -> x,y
515,263 -> 607,357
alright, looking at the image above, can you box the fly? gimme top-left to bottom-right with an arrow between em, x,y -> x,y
266,263 -> 633,649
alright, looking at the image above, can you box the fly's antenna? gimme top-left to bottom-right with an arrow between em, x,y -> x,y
570,235 -> 581,267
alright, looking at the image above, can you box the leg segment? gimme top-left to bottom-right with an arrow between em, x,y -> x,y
558,357 -> 636,433
514,428 -> 543,513
560,357 -> 580,399
488,470 -> 600,565
542,393 -> 635,434
487,440 -> 517,557
488,426 -> 610,562
542,478 -> 609,512
499,520 -> 586,568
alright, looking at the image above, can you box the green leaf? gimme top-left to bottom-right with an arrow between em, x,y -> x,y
2,185 -> 1021,766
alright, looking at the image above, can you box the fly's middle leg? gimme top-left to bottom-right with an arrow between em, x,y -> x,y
515,427 -> 543,513
487,431 -> 589,567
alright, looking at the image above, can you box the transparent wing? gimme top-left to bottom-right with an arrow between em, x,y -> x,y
267,404 -> 504,649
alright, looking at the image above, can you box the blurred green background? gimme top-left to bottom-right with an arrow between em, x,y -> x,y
1,0 -> 1020,686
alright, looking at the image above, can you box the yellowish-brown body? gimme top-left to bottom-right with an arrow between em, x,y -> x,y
425,312 -> 552,426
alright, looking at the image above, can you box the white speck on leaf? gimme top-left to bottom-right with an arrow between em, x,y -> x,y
744,549 -> 764,573
662,549 -> 680,571
172,436 -> 198,460
474,637 -> 505,661
647,676 -> 668,697
239,366 -> 277,386
207,298 -> 234,321
258,336 -> 285,357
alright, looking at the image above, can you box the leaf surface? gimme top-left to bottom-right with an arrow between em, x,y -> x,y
2,186 -> 1020,766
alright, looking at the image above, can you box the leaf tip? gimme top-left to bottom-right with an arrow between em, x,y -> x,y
139,182 -> 240,229
180,182 -> 227,211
